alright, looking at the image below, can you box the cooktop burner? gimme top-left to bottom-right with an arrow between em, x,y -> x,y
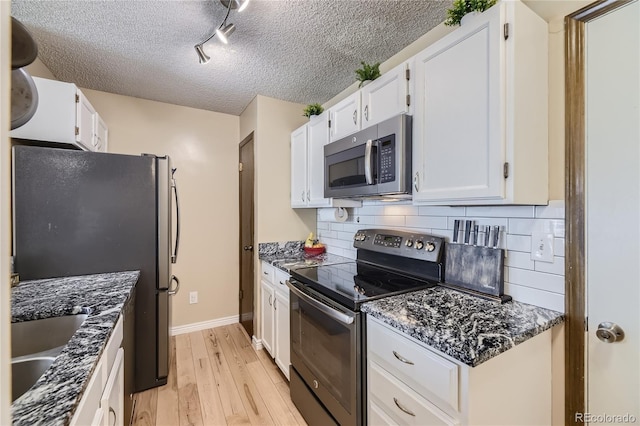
290,261 -> 437,311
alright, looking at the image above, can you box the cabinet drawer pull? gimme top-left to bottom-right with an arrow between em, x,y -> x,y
268,295 -> 272,306
393,397 -> 416,417
263,271 -> 269,275
364,105 -> 369,121
301,190 -> 305,202
353,110 -> 357,125
393,350 -> 414,365
413,172 -> 419,192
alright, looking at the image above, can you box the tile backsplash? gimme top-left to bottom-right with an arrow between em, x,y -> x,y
317,200 -> 565,312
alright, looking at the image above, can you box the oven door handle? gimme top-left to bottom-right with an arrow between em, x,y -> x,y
286,281 -> 355,325
364,139 -> 374,185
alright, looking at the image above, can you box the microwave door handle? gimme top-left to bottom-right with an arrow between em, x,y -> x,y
171,168 -> 180,264
364,139 -> 374,185
286,281 -> 355,325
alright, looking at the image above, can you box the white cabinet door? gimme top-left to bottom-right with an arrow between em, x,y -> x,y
101,348 -> 124,426
413,5 -> 504,203
290,125 -> 308,207
95,114 -> 108,153
329,92 -> 360,142
260,279 -> 275,356
361,61 -> 410,127
307,113 -> 331,207
76,90 -> 97,151
274,289 -> 290,380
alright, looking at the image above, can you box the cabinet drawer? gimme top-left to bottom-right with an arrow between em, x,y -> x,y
261,261 -> 275,284
369,361 -> 458,426
274,268 -> 290,293
367,317 -> 459,413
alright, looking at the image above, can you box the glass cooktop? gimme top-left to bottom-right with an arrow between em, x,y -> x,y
290,261 -> 437,311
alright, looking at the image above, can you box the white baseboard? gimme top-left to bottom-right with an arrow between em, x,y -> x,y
252,336 -> 263,351
170,315 -> 239,336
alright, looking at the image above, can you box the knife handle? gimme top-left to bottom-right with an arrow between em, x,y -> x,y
484,225 -> 491,247
464,220 -> 472,245
492,225 -> 500,248
452,220 -> 460,243
473,225 -> 479,245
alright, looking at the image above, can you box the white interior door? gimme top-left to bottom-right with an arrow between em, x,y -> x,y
586,1 -> 639,421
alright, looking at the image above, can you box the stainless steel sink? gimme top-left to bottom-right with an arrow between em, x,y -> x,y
11,357 -> 55,401
11,314 -> 88,358
11,314 -> 88,401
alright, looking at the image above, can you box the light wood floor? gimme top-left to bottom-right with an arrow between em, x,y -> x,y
131,323 -> 307,426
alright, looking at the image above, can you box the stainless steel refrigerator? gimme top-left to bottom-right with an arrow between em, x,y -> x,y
11,145 -> 180,397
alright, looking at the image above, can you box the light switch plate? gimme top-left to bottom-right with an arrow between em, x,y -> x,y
531,232 -> 554,262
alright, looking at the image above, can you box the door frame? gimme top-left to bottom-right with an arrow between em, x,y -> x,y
238,132 -> 255,336
564,1 -> 635,423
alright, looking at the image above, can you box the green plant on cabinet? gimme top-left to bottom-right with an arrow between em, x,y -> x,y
355,61 -> 381,87
444,0 -> 497,26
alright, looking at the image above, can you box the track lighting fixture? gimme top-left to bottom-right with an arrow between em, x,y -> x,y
194,0 -> 250,64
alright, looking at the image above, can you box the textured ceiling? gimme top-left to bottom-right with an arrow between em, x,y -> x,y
11,0 -> 450,116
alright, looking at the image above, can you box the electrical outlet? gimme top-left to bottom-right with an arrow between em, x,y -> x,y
531,232 -> 554,263
189,291 -> 198,304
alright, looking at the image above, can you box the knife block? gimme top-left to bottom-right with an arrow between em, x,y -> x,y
444,243 -> 511,303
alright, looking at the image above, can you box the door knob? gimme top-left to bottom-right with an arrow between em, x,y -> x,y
596,322 -> 625,343
243,245 -> 253,251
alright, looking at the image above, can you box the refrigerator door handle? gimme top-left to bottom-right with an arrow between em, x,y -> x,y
168,275 -> 180,296
171,167 -> 180,264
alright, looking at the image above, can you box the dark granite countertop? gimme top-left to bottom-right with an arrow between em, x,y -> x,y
258,240 -> 353,272
11,271 -> 139,426
362,286 -> 564,367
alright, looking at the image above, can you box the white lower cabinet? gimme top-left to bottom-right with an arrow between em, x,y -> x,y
260,261 -> 291,379
71,315 -> 124,426
367,316 -> 553,425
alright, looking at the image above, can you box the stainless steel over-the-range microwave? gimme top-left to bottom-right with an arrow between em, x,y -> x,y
324,113 -> 412,199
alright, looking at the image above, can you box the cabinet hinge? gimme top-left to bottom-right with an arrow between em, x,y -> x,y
406,94 -> 411,107
239,289 -> 243,300
405,68 -> 410,81
75,94 -> 79,103
585,317 -> 588,332
328,119 -> 331,128
75,126 -> 79,136
504,23 -> 509,40
503,162 -> 509,178
239,162 -> 243,172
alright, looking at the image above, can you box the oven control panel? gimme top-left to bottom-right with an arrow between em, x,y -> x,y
353,228 -> 444,262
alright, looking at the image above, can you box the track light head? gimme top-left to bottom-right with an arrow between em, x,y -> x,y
195,44 -> 210,64
216,23 -> 235,44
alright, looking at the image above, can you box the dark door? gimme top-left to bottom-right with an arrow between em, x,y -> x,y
239,134 -> 255,337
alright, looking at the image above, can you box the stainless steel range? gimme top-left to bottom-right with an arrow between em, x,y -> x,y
287,228 -> 444,426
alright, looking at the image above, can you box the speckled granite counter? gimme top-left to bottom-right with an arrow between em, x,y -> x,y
361,286 -> 563,367
11,271 -> 139,426
258,241 -> 353,272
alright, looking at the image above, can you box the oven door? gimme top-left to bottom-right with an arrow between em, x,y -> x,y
324,126 -> 379,198
287,280 -> 362,426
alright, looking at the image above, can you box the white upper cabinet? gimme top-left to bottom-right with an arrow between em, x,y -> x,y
290,124 -> 309,208
412,1 -> 548,205
76,90 -> 96,151
11,77 -> 109,153
360,61 -> 412,128
328,61 -> 413,142
291,113 -> 360,208
329,92 -> 361,142
307,114 -> 331,206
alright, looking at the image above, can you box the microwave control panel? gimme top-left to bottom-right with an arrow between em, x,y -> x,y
378,135 -> 396,184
